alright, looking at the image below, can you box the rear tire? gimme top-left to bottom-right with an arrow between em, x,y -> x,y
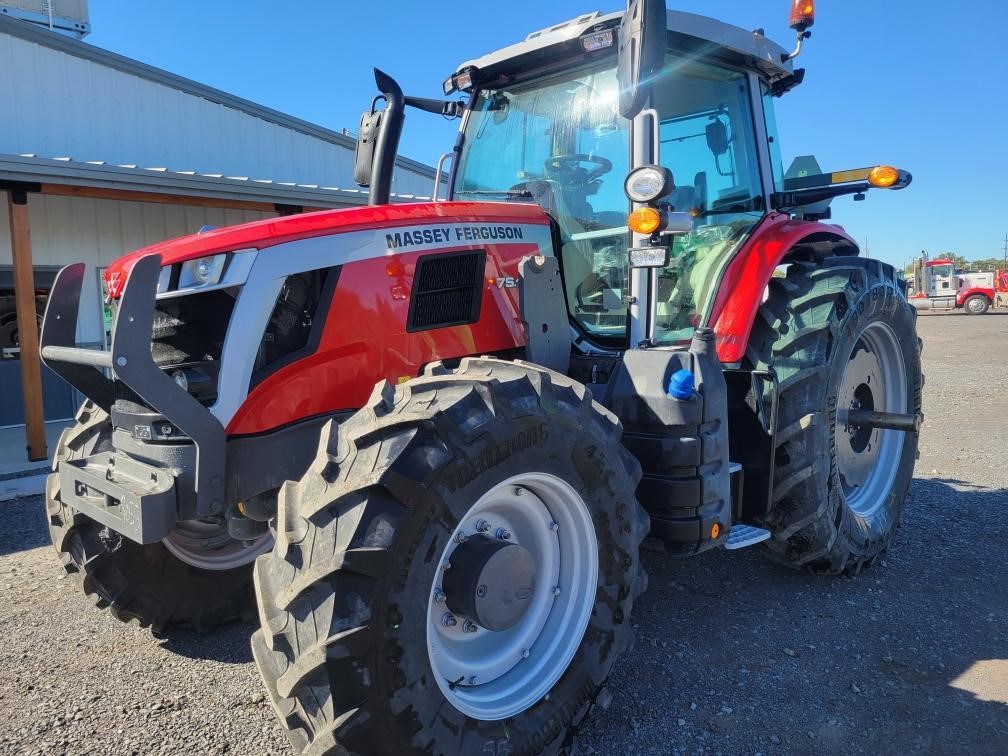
749,255 -> 922,574
251,358 -> 648,755
963,294 -> 990,315
47,402 -> 259,632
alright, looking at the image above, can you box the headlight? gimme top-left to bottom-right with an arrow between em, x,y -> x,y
624,165 -> 674,203
179,254 -> 227,289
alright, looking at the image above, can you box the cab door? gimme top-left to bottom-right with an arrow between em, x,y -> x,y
929,264 -> 955,298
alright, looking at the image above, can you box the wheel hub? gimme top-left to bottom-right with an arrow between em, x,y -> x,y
162,518 -> 274,570
426,473 -> 598,721
443,536 -> 537,632
834,323 -> 908,517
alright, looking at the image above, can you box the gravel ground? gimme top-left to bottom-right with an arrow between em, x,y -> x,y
1,312 -> 1006,755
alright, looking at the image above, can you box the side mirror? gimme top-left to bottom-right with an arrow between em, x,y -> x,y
705,120 -> 728,156
617,0 -> 666,119
353,99 -> 384,187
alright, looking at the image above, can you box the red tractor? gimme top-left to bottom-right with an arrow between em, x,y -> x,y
40,2 -> 922,753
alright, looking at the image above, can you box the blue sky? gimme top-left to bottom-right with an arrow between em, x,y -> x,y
86,1 -> 1008,269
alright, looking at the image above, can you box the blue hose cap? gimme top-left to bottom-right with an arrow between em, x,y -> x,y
668,369 -> 695,400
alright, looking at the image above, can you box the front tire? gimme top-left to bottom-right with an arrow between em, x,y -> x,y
749,255 -> 923,574
963,294 -> 990,315
251,358 -> 648,755
47,402 -> 263,632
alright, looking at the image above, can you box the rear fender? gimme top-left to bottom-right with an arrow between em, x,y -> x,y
706,212 -> 858,364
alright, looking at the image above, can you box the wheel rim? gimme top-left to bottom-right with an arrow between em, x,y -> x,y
835,322 -> 908,517
426,472 -> 598,721
967,297 -> 986,313
162,520 -> 273,570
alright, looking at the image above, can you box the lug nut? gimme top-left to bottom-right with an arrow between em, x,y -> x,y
513,487 -> 523,496
433,589 -> 446,604
441,613 -> 458,628
476,519 -> 491,533
455,532 -> 469,545
549,521 -> 558,531
469,676 -> 478,686
522,648 -> 530,659
463,620 -> 478,634
476,584 -> 487,597
552,586 -> 561,597
442,559 -> 452,570
496,528 -> 511,540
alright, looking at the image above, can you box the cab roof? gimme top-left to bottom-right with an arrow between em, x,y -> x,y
455,9 -> 794,86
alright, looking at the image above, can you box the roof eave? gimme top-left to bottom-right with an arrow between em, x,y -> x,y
0,154 -> 435,207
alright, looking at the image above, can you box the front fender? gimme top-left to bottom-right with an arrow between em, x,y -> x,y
956,287 -> 994,307
706,212 -> 858,364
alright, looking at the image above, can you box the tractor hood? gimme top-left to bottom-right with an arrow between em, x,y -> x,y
103,201 -> 550,298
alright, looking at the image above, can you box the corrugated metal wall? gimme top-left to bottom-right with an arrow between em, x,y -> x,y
0,194 -> 270,345
0,30 -> 435,198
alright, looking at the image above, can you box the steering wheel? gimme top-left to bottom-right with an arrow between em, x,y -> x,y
544,154 -> 613,187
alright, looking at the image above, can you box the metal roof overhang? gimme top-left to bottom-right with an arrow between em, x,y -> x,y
0,153 -> 434,209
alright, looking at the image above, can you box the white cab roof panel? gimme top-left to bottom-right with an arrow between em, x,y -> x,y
456,9 -> 793,81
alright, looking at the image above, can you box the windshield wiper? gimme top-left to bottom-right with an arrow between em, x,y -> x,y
455,189 -> 535,200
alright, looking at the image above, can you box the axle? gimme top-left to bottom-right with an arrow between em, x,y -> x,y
841,409 -> 923,434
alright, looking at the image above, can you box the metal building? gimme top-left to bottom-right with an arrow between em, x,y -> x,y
0,10 -> 438,462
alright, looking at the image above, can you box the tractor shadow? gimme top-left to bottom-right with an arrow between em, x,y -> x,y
158,620 -> 257,664
578,476 -> 1008,754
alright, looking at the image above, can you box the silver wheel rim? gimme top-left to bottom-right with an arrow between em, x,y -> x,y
426,472 -> 598,721
162,520 -> 273,570
967,297 -> 986,313
835,322 -> 908,517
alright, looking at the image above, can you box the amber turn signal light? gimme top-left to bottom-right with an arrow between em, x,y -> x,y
627,207 -> 664,235
868,165 -> 900,188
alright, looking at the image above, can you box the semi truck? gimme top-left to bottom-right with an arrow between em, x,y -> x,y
908,251 -> 1007,314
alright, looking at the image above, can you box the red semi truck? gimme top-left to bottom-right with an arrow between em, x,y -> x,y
908,252 -> 1008,314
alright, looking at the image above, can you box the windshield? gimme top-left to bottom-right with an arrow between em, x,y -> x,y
455,62 -> 632,340
454,54 -> 768,348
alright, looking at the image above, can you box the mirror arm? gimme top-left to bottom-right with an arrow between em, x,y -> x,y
772,182 -> 871,210
404,95 -> 466,118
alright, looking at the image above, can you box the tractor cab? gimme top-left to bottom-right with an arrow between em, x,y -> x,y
356,0 -> 907,357
443,8 -> 796,349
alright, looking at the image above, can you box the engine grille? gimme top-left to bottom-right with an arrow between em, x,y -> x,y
407,250 -> 486,332
145,289 -> 235,405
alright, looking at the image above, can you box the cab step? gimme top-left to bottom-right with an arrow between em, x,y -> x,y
724,524 -> 771,550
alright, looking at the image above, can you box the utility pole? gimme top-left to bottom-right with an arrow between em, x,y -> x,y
1002,234 -> 1007,267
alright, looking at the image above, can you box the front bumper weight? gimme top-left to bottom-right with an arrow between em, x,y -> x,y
58,451 -> 177,544
41,255 -> 226,518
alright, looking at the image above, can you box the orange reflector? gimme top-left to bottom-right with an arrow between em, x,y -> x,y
628,207 -> 663,235
710,522 -> 721,540
789,0 -> 815,31
386,260 -> 404,277
868,165 -> 900,188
